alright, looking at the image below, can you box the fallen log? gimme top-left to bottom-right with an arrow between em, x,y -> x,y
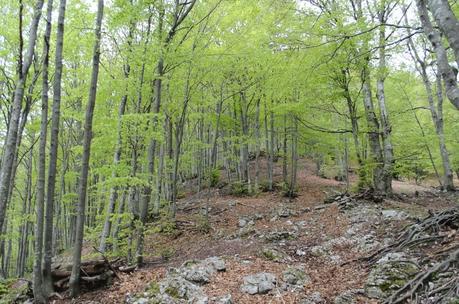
118,265 -> 137,273
81,270 -> 114,283
50,258 -> 117,292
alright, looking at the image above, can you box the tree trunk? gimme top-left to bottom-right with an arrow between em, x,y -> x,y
427,0 -> 459,68
362,65 -> 385,193
33,0 -> 53,300
254,98 -> 261,190
282,115 -> 288,184
0,0 -> 44,237
69,0 -> 104,296
264,100 -> 273,190
289,116 -> 298,198
407,33 -> 454,190
417,0 -> 459,109
99,60 -> 130,253
376,7 -> 393,194
43,0 -> 66,295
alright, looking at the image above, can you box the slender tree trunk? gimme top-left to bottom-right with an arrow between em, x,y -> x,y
238,93 -> 249,184
99,63 -> 130,253
112,190 -> 127,253
263,100 -> 273,190
33,0 -> 53,300
69,0 -> 104,296
289,116 -> 298,197
376,7 -> 393,194
211,86 -> 224,169
407,34 -> 454,190
17,144 -> 33,277
254,98 -> 260,190
153,143 -> 165,216
43,0 -> 66,295
0,0 -> 44,236
434,67 -> 454,190
282,115 -> 288,184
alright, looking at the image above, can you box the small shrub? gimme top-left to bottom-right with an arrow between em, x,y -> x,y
259,180 -> 273,192
195,214 -> 211,233
159,247 -> 175,261
207,169 -> 220,188
230,180 -> 249,196
279,182 -> 298,198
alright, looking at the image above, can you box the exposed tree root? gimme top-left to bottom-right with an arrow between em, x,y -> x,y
365,207 -> 459,264
385,248 -> 459,304
363,207 -> 459,303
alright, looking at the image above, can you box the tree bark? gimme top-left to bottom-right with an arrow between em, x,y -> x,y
376,5 -> 393,194
69,0 -> 104,297
362,65 -> 385,193
427,0 -> 459,68
0,0 -> 44,237
407,33 -> 454,190
33,1 -> 53,299
43,0 -> 66,295
417,0 -> 459,109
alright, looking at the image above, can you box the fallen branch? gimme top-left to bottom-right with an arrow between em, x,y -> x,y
385,248 -> 459,304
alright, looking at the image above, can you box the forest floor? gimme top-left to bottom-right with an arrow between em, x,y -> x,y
56,159 -> 459,304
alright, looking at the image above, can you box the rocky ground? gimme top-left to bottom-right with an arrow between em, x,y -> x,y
42,159 -> 458,304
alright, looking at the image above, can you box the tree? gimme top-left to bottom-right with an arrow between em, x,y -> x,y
0,0 -> 44,237
33,0 -> 53,301
69,0 -> 104,296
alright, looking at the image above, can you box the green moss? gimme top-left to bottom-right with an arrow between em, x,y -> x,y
379,278 -> 407,292
159,247 -> 175,261
262,250 -> 277,260
147,282 -> 160,295
165,286 -> 180,299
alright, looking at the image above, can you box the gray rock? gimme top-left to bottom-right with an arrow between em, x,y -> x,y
261,247 -> 288,262
355,234 -> 380,253
301,292 -> 325,304
333,289 -> 364,304
132,298 -> 150,304
365,253 -> 419,299
295,248 -> 306,256
238,226 -> 257,237
310,245 -> 327,257
179,257 -> 226,283
158,274 -> 208,303
264,230 -> 297,241
277,206 -> 296,218
240,272 -> 277,295
282,266 -> 310,286
253,213 -> 264,220
228,200 -> 237,207
204,256 -> 226,272
238,217 -> 254,228
382,209 -> 408,220
215,294 -> 232,304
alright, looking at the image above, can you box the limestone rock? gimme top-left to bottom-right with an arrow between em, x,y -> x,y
261,247 -> 289,262
365,253 -> 419,299
240,272 -> 277,295
301,292 -> 325,304
381,209 -> 408,220
179,257 -> 226,284
282,266 -> 310,286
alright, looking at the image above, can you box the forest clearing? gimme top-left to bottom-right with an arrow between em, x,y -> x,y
1,0 -> 459,303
